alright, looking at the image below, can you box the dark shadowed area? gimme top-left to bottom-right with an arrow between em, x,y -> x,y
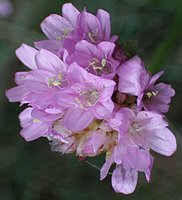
0,0 -> 182,199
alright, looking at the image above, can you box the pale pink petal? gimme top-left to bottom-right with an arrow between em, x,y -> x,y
19,107 -> 33,128
117,56 -> 150,96
6,85 -> 28,102
34,40 -> 61,55
96,9 -> 111,40
20,121 -> 49,141
111,165 -> 138,194
40,14 -> 72,40
15,72 -> 28,85
67,62 -> 94,83
148,127 -> 177,156
78,11 -> 101,40
16,44 -> 38,69
31,108 -> 61,122
148,71 -> 164,87
63,108 -> 94,132
98,41 -> 115,57
62,3 -> 80,27
75,40 -> 103,57
94,101 -> 114,119
100,155 -> 114,180
35,49 -> 67,72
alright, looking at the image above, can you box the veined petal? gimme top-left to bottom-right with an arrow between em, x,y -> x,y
94,101 -> 114,119
75,40 -> 103,57
16,44 -> 38,69
148,127 -> 177,156
62,3 -> 80,27
97,9 -> 111,40
117,56 -> 150,96
6,85 -> 28,102
111,165 -> 138,195
67,62 -> 94,83
31,108 -> 61,122
35,49 -> 67,73
15,72 -> 28,85
63,107 -> 94,132
20,120 -> 49,141
98,41 -> 115,57
100,154 -> 114,180
41,14 -> 72,40
34,40 -> 61,55
148,71 -> 164,87
78,11 -> 101,38
19,107 -> 33,128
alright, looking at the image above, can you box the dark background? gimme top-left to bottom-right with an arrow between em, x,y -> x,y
0,0 -> 182,199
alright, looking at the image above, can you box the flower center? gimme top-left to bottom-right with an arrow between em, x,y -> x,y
75,88 -> 99,109
88,58 -> 111,76
55,29 -> 70,41
144,90 -> 158,99
47,72 -> 68,88
88,31 -> 98,43
129,122 -> 142,136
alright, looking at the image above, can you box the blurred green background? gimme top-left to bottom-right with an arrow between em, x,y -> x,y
0,0 -> 182,199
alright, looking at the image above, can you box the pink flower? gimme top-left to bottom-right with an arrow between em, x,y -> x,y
35,3 -> 80,57
100,107 -> 176,194
5,3 -> 177,195
58,63 -> 116,132
77,9 -> 117,44
100,146 -> 153,194
110,108 -> 177,156
35,3 -> 117,57
117,56 -> 175,113
19,107 -> 60,141
6,44 -> 69,112
66,40 -> 119,78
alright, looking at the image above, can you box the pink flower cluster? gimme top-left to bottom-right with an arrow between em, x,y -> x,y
6,3 -> 176,195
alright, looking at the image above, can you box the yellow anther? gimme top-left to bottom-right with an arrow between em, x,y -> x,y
101,59 -> 107,67
152,91 -> 158,96
47,73 -> 63,87
88,32 -> 96,43
146,91 -> 158,98
146,92 -> 153,98
52,81 -> 61,86
55,29 -> 69,41
33,119 -> 40,123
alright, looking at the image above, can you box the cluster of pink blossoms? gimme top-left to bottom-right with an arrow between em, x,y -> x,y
6,3 -> 177,194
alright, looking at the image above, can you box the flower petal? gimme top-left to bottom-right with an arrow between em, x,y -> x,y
97,9 -> 111,40
19,107 -> 33,128
34,40 -> 61,55
111,165 -> 138,195
62,3 -> 80,27
148,71 -> 164,87
100,155 -> 114,180
20,121 -> 49,141
117,56 -> 150,96
6,85 -> 28,102
148,127 -> 177,156
40,14 -> 72,40
35,49 -> 67,73
16,44 -> 38,69
98,41 -> 115,57
63,107 -> 94,132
